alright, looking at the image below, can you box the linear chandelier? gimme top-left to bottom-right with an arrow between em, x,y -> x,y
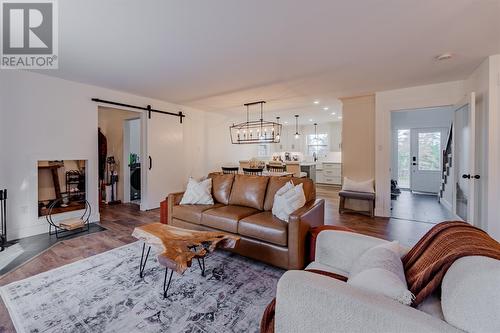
229,101 -> 282,144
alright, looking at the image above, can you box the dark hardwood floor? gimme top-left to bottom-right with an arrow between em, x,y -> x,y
391,190 -> 456,224
316,185 -> 433,246
0,186 -> 436,332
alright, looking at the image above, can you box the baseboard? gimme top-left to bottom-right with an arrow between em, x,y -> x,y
440,198 -> 452,212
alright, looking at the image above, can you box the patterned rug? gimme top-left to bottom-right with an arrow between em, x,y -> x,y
0,242 -> 284,333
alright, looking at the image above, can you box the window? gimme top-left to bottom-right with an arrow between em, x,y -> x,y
397,129 -> 410,188
418,132 -> 441,171
307,133 -> 328,157
257,144 -> 270,157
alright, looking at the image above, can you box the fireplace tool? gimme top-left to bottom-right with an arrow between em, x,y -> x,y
0,189 -> 7,252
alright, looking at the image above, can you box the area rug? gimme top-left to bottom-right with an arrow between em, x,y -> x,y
0,241 -> 284,333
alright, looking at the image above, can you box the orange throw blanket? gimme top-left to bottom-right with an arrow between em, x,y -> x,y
402,221 -> 500,306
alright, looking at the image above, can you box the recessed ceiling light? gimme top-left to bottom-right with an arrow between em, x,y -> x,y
313,100 -> 320,104
323,107 -> 329,111
284,121 -> 288,124
435,53 -> 453,61
331,112 -> 336,115
338,116 -> 343,119
309,119 -> 313,122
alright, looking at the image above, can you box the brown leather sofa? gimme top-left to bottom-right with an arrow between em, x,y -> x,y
165,173 -> 325,270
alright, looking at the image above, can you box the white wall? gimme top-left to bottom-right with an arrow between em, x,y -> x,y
129,119 -> 141,156
493,55 -> 500,240
391,107 -> 454,130
0,70 -> 209,240
204,112 -> 260,172
477,55 -> 500,240
375,81 -> 466,217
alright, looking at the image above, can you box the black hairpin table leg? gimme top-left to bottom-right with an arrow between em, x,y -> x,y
195,256 -> 206,277
188,245 -> 207,277
163,267 -> 174,298
139,242 -> 151,278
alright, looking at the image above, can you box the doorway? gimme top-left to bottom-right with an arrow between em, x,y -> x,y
390,107 -> 455,223
97,107 -> 143,208
123,118 -> 142,205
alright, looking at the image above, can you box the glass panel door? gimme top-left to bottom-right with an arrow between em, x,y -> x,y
417,132 -> 441,171
410,128 -> 447,193
397,129 -> 410,188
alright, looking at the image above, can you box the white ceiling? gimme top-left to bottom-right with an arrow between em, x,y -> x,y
46,0 -> 500,122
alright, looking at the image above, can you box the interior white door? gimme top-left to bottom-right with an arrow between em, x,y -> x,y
410,127 -> 448,193
145,112 -> 185,210
453,93 -> 477,225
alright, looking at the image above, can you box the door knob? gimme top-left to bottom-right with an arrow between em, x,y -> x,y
462,174 -> 471,179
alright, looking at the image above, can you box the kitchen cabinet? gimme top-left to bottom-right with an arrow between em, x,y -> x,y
317,162 -> 341,185
300,163 -> 316,183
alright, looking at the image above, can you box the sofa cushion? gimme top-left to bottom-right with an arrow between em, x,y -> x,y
441,256 -> 500,333
209,173 -> 234,205
339,190 -> 375,200
201,205 -> 259,233
172,203 -> 223,224
239,211 -> 288,246
342,177 -> 375,193
264,176 -> 315,211
228,174 -> 269,210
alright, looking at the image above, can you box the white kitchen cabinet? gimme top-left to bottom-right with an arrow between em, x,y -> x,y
317,162 -> 341,185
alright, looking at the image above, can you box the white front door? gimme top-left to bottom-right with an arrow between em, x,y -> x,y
410,128 -> 448,193
144,111 -> 185,210
453,93 -> 477,225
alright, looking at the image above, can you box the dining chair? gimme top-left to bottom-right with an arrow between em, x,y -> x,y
242,167 -> 263,176
221,166 -> 239,174
266,164 -> 286,172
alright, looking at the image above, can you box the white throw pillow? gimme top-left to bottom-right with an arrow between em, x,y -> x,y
348,241 -> 414,305
272,182 -> 306,222
342,177 -> 374,193
180,178 -> 214,205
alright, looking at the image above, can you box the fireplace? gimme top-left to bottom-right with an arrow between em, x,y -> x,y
38,160 -> 87,217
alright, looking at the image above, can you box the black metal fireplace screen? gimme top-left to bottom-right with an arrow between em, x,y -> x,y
0,189 -> 6,251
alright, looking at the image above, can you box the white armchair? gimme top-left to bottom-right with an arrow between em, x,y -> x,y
275,230 -> 500,333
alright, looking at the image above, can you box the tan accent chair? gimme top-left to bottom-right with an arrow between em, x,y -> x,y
166,173 -> 324,270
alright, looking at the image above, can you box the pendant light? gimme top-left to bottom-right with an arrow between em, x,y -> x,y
275,117 -> 281,141
229,101 -> 282,144
294,115 -> 300,139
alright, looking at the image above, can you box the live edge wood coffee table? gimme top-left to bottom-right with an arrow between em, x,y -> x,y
132,223 -> 240,298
